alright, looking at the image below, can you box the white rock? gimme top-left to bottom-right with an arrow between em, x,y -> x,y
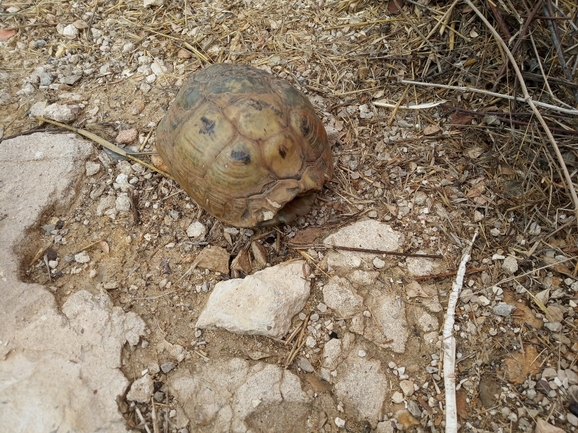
96,196 -> 115,216
502,256 -> 518,274
186,221 -> 207,239
322,339 -> 343,369
43,103 -> 80,123
144,0 -> 164,5
29,101 -> 48,117
127,374 -> 154,403
335,417 -> 346,428
368,290 -> 409,353
334,353 -> 387,427
391,391 -> 404,403
115,193 -> 131,212
400,379 -> 415,396
74,251 -> 90,263
196,261 -> 310,338
113,173 -> 131,192
322,276 -> 363,318
170,359 -> 310,432
568,413 -> 578,427
373,257 -> 386,269
62,24 -> 79,38
324,220 -> 403,253
406,256 -> 435,277
85,161 -> 101,176
376,421 -> 396,433
305,336 -> 316,348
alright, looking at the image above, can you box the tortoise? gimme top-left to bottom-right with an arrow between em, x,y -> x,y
155,63 -> 333,228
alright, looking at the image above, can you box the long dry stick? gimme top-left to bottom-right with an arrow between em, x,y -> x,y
400,80 -> 578,115
443,229 -> 478,433
465,0 -> 578,226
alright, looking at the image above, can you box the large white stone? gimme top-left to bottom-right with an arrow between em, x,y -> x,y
334,351 -> 388,427
196,261 -> 310,338
322,276 -> 364,318
169,358 -> 311,432
324,220 -> 404,271
0,133 -> 144,433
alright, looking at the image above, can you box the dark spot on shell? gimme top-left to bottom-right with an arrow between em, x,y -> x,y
249,99 -> 265,111
231,150 -> 251,164
300,117 -> 310,135
199,116 -> 215,135
278,145 -> 287,159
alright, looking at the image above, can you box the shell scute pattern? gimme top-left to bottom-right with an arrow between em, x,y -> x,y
156,63 -> 333,227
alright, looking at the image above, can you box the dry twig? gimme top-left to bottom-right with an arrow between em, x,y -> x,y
464,0 -> 578,227
443,229 -> 477,433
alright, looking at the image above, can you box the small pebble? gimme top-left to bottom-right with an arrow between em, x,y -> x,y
160,361 -> 176,373
391,391 -> 404,403
493,303 -> 515,317
116,128 -> 138,144
334,417 -> 346,428
373,257 -> 385,269
502,256 -> 518,274
74,251 -> 90,263
186,221 -> 207,239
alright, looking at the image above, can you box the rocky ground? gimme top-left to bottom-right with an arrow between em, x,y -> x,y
1,0 -> 578,432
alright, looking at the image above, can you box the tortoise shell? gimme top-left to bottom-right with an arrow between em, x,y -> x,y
155,63 -> 333,228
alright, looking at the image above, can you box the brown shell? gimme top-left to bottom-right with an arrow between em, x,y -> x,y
156,63 -> 333,228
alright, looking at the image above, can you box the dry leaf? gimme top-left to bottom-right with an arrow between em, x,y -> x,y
503,290 -> 543,329
450,113 -> 472,125
465,146 -> 486,159
534,418 -> 566,433
503,345 -> 540,384
251,241 -> 268,271
456,389 -> 468,418
231,249 -> 251,274
0,29 -> 17,41
196,246 -> 229,274
98,240 -> 110,254
423,125 -> 441,135
387,0 -> 405,14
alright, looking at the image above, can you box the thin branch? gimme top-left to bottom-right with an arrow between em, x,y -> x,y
464,0 -> 578,226
443,229 -> 478,433
399,80 -> 578,115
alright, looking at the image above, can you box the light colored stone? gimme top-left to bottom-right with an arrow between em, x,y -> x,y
62,24 -> 79,38
391,391 -> 404,403
406,256 -> 435,277
85,161 -> 101,176
186,221 -> 207,239
334,352 -> 388,427
417,310 -> 439,333
367,289 -> 408,353
502,256 -> 519,274
170,359 -> 311,432
115,128 -> 138,144
127,374 -> 154,403
324,220 -> 404,251
324,220 -> 404,271
376,420 -> 396,433
43,103 -> 80,123
400,380 -> 415,396
0,133 -> 145,433
322,339 -> 342,370
74,250 -> 90,263
115,193 -> 131,212
405,281 -> 442,312
322,276 -> 363,318
196,261 -> 310,338
493,302 -> 516,317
